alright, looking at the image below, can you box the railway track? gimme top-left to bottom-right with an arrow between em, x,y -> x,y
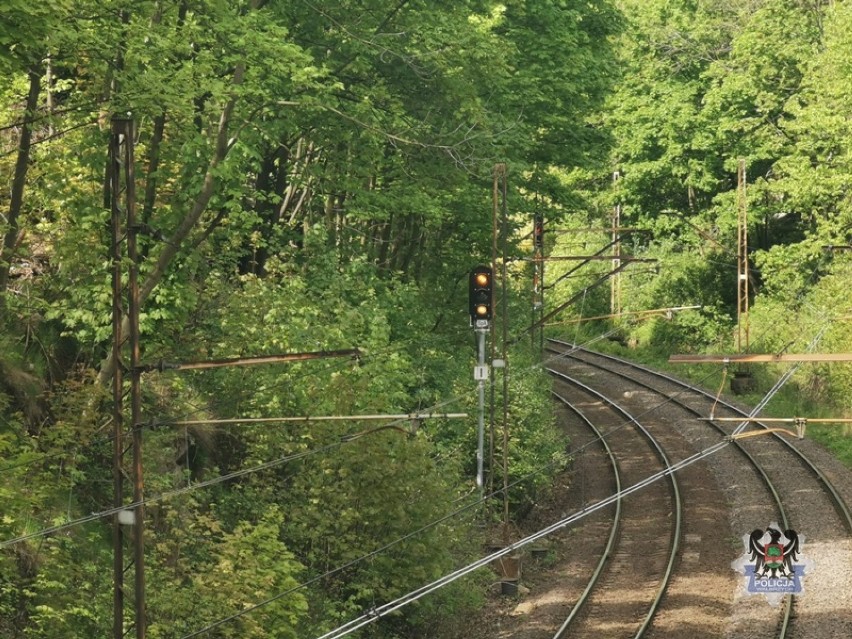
538,340 -> 852,639
547,371 -> 682,639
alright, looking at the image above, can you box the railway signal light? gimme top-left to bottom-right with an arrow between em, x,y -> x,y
469,265 -> 493,326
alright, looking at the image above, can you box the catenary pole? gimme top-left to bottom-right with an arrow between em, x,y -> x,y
125,116 -> 146,639
109,116 -> 126,639
496,166 -> 510,546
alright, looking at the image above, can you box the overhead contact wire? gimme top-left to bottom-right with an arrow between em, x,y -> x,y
312,327 -> 817,639
179,358 -> 722,637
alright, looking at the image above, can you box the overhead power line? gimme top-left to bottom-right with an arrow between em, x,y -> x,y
178,358 -> 725,638
313,337 -> 820,639
318,441 -> 729,638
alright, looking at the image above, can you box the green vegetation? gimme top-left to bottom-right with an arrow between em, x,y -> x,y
0,1 -> 615,637
3,1 -> 852,637
543,0 -> 852,466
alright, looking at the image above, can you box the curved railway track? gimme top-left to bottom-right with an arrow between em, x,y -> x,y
547,371 -> 682,639
549,386 -> 624,635
541,340 -> 852,639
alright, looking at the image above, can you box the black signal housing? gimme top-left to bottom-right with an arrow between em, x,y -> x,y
468,265 -> 493,324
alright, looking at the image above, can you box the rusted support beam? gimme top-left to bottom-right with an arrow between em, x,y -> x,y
730,428 -> 801,440
551,227 -> 645,234
524,261 -> 633,336
160,413 -> 468,426
546,305 -> 700,326
140,348 -> 362,372
527,256 -> 656,262
701,417 -> 852,423
669,353 -> 852,363
545,237 -> 620,290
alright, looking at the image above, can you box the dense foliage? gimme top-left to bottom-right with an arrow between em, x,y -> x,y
550,1 -> 852,420
6,0 -> 852,636
0,1 -> 618,637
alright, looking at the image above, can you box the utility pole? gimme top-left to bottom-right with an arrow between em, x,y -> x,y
737,158 -> 750,354
491,164 -> 511,546
488,166 -> 503,497
127,117 -> 146,639
732,159 -> 755,393
611,171 -> 622,316
109,117 -> 126,639
110,116 -> 146,639
476,327 -> 487,495
532,212 -> 544,353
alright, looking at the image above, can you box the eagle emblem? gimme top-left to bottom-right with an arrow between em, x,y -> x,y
731,524 -> 813,606
748,527 -> 799,579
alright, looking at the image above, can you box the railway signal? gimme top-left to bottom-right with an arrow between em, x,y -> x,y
468,265 -> 493,495
469,265 -> 493,326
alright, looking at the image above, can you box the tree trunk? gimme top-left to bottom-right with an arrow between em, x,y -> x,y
398,214 -> 421,277
92,0 -> 271,387
413,214 -> 427,282
0,66 -> 42,302
140,112 -> 166,259
95,62 -> 247,387
142,113 -> 166,226
377,214 -> 393,269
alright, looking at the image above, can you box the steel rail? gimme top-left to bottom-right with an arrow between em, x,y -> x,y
545,340 -> 852,637
547,368 -> 683,639
548,390 -> 623,636
554,340 -> 852,536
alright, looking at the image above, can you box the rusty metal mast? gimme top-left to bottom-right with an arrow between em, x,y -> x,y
737,159 -> 750,353
109,116 -> 146,639
109,117 -> 126,639
611,171 -> 622,316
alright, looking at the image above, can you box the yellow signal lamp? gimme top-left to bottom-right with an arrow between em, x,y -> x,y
468,265 -> 493,323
